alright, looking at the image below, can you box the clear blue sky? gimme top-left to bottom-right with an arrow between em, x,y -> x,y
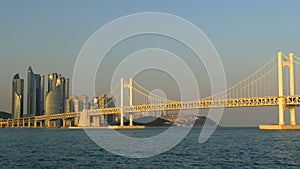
1,0 -> 300,126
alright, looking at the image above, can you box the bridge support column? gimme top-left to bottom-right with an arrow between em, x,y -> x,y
74,117 -> 79,126
92,116 -> 100,127
120,78 -> 124,127
28,119 -> 31,127
17,119 -> 20,128
129,79 -> 133,127
79,110 -> 90,127
163,110 -> 168,116
289,53 -> 296,125
129,113 -> 133,126
290,107 -> 296,125
278,99 -> 285,125
100,115 -> 105,126
22,118 -> 25,127
40,121 -> 43,127
62,119 -> 66,128
47,120 -> 50,127
278,52 -> 285,125
34,120 -> 37,128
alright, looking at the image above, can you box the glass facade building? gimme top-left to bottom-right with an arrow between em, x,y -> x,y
27,66 -> 44,116
11,73 -> 24,119
45,73 -> 69,115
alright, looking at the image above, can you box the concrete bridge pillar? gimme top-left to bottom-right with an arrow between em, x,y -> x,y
163,110 -> 168,116
17,119 -> 20,128
120,78 -> 124,127
62,119 -> 66,128
74,117 -> 79,126
290,107 -> 296,125
22,118 -> 25,128
92,116 -> 100,127
278,98 -> 285,125
277,52 -> 297,126
79,110 -> 90,127
34,120 -> 37,128
289,53 -> 296,125
28,119 -> 31,127
129,113 -> 133,126
278,52 -> 285,125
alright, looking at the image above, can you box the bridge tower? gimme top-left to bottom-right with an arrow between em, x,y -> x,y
277,51 -> 296,125
260,52 -> 300,130
119,78 -> 134,127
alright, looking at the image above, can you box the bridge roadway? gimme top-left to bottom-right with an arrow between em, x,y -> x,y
2,95 -> 300,128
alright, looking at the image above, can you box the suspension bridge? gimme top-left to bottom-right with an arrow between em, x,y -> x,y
1,51 -> 300,130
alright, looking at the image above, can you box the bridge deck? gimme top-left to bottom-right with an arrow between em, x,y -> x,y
3,95 -> 300,123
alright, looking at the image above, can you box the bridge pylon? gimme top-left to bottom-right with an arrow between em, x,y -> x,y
119,78 -> 134,128
278,51 -> 296,125
260,52 -> 300,130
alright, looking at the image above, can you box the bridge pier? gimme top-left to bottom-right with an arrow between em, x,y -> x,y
74,117 -> 79,126
129,113 -> 133,126
79,110 -> 90,127
34,120 -> 37,128
47,120 -> 50,128
92,116 -> 100,127
278,98 -> 285,125
163,110 -> 167,116
120,78 -> 124,127
289,107 -> 296,125
100,115 -> 105,126
62,119 -> 66,128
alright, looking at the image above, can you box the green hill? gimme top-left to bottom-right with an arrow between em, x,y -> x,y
0,111 -> 11,119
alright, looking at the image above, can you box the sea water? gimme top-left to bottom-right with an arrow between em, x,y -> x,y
0,127 -> 299,168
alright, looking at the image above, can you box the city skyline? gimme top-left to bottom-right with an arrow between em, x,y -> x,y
11,66 -> 72,117
1,2 -> 300,168
1,1 -> 300,126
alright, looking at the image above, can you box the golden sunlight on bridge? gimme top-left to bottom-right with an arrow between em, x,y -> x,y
2,52 -> 300,130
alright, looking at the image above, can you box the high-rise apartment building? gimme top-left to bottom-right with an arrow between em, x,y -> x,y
27,66 -> 44,116
11,73 -> 24,119
45,73 -> 69,115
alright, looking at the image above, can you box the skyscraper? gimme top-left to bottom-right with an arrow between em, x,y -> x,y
45,73 -> 69,115
27,66 -> 44,117
11,73 -> 24,119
